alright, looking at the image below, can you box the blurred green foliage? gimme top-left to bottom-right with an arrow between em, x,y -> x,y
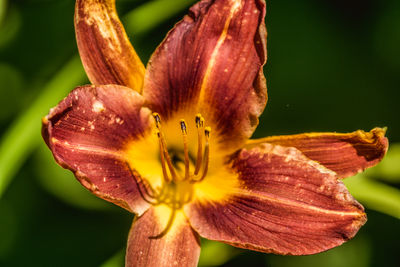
345,173 -> 400,219
268,235 -> 372,267
366,143 -> 400,183
0,0 -> 399,266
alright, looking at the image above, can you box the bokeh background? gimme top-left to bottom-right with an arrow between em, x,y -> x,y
1,0 -> 399,266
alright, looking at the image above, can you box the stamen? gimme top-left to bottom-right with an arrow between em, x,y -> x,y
150,204 -> 177,239
199,127 -> 211,181
194,114 -> 204,175
156,184 -> 170,204
153,113 -> 179,181
180,120 -> 190,180
125,162 -> 158,205
153,113 -> 211,185
157,130 -> 171,183
192,126 -> 210,183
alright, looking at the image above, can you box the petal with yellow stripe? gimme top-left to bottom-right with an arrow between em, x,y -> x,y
143,0 -> 267,152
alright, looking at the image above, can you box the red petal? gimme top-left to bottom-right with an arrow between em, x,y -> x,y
75,0 -> 145,91
143,0 -> 267,151
42,85 -> 153,214
185,143 -> 366,255
126,207 -> 201,267
246,128 -> 389,178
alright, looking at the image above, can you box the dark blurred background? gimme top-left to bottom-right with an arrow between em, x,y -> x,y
0,0 -> 399,266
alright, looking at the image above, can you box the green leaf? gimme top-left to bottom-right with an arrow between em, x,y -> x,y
0,200 -> 17,259
0,56 -> 86,198
267,234 -> 372,267
124,0 -> 196,36
0,63 -> 24,121
365,143 -> 400,183
0,0 -> 6,26
198,239 -> 239,267
99,250 -> 124,267
344,174 -> 400,219
0,2 -> 21,49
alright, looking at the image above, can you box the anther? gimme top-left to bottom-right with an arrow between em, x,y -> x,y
205,127 -> 210,138
180,120 -> 187,134
195,114 -> 204,128
153,112 -> 161,128
180,120 -> 190,179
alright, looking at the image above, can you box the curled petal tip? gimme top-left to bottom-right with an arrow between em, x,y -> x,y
374,126 -> 388,135
248,128 -> 389,178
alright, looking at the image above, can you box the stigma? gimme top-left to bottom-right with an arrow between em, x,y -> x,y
152,112 -> 211,184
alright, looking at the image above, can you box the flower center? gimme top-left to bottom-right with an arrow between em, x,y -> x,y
153,112 -> 211,184
127,113 -> 211,208
125,113 -> 212,237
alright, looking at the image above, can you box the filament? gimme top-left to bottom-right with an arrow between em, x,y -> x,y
191,127 -> 210,183
194,114 -> 204,175
180,120 -> 190,180
153,113 -> 179,181
157,131 -> 171,183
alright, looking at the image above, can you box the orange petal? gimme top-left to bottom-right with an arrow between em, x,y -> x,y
185,143 -> 366,255
246,128 -> 389,178
126,206 -> 201,267
75,0 -> 145,92
42,85 -> 153,215
143,0 -> 267,151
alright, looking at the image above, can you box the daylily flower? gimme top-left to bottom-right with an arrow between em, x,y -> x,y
42,0 -> 388,266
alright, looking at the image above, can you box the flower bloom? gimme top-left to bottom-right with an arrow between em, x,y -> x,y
42,0 -> 388,266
